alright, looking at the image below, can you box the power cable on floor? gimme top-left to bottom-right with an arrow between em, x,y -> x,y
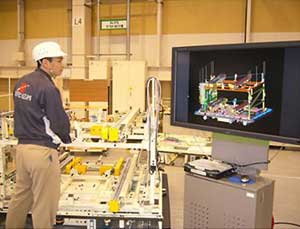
274,222 -> 300,227
269,145 -> 284,162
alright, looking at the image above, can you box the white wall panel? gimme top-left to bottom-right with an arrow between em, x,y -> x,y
89,60 -> 110,80
112,61 -> 146,113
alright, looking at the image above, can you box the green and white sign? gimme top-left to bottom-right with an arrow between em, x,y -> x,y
100,19 -> 127,30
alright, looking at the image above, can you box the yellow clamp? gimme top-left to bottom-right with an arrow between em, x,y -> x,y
114,158 -> 124,176
108,199 -> 120,213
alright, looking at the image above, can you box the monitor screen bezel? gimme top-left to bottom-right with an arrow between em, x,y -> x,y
171,41 -> 300,145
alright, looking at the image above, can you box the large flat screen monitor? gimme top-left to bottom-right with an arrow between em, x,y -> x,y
171,41 -> 300,145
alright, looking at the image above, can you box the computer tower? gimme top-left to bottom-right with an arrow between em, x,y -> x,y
184,173 -> 274,228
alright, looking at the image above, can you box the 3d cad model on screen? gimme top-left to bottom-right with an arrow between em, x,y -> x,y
194,61 -> 272,126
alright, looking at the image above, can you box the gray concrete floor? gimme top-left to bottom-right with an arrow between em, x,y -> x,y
162,115 -> 300,229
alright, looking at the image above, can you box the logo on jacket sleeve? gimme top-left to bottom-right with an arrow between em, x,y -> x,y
15,82 -> 32,101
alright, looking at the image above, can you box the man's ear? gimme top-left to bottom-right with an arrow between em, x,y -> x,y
41,58 -> 49,68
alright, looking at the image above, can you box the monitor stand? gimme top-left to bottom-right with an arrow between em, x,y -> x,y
211,133 -> 269,177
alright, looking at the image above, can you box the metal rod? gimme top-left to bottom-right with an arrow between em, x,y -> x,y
17,0 -> 25,66
126,0 -> 131,60
8,77 -> 11,111
263,61 -> 266,75
244,0 -> 252,43
87,53 -> 131,57
67,0 -> 72,65
113,158 -> 131,199
97,0 -> 101,59
256,65 -> 258,82
156,0 -> 163,67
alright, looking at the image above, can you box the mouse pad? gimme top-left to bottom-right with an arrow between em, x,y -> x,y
228,175 -> 255,184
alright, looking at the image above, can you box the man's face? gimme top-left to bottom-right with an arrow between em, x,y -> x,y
43,57 -> 64,77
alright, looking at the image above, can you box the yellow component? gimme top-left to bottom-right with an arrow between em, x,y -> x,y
74,164 -> 88,174
108,127 -> 119,142
99,165 -> 113,175
8,127 -> 14,136
114,158 -> 124,176
101,126 -> 109,140
65,163 -> 73,174
73,157 -> 82,164
65,157 -> 82,174
90,124 -> 102,136
108,199 -> 120,213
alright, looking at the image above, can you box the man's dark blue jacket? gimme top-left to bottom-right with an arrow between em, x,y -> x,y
14,68 -> 71,149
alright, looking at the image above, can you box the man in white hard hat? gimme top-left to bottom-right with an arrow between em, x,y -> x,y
5,41 -> 71,229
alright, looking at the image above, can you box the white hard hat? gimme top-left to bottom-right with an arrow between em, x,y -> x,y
32,41 -> 66,61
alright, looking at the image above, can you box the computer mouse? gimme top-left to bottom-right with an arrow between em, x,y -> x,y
240,175 -> 250,183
